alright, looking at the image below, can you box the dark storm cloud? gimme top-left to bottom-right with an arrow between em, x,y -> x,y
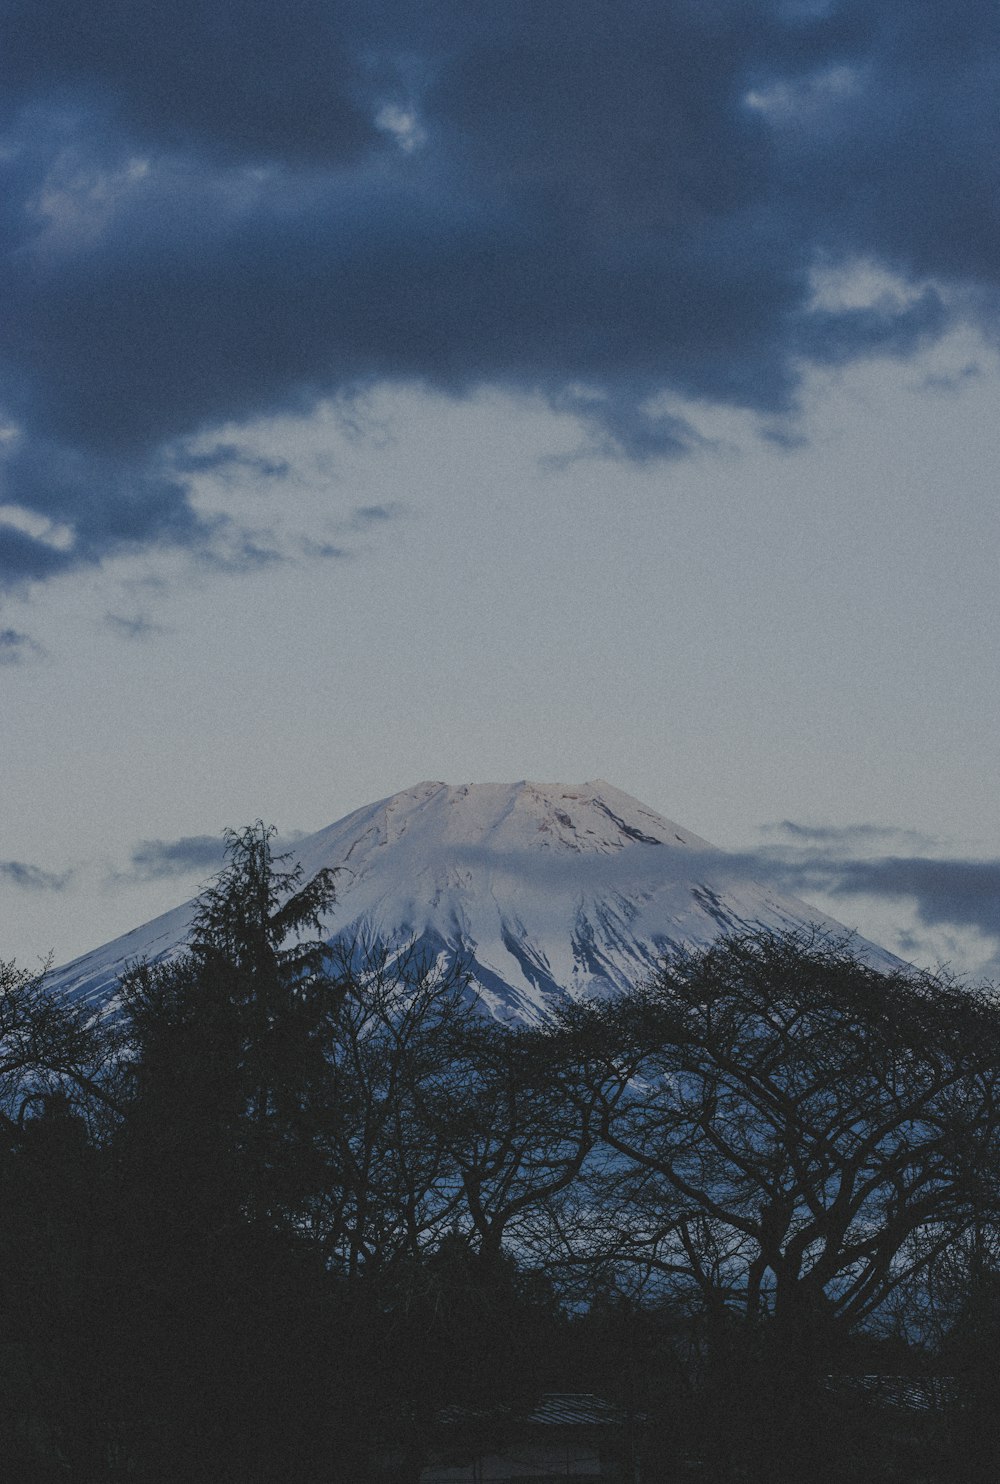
0,0 -> 378,166
0,859 -> 69,891
2,0 -> 998,585
0,436 -> 214,588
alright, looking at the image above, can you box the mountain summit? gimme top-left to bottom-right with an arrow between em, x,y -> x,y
50,780 -> 892,1021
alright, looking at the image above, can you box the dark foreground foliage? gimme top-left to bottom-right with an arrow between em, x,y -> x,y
1,826 -> 999,1481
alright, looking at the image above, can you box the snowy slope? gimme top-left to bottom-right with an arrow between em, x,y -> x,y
48,780 -> 896,1022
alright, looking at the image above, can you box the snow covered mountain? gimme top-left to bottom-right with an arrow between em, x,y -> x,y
48,779 -> 896,1022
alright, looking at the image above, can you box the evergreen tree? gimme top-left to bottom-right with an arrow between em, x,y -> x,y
120,820 -> 341,1229
108,823 -> 346,1480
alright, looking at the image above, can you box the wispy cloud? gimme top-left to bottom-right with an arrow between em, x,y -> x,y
103,610 -> 168,641
299,538 -> 350,561
168,443 -> 291,480
426,835 -> 1000,969
111,827 -> 310,885
760,820 -> 938,852
119,835 -> 226,883
0,627 -> 45,664
914,361 -> 983,395
0,859 -> 71,891
349,502 -> 404,529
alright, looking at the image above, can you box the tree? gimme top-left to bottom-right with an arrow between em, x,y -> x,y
418,1012 -> 600,1275
120,820 -> 341,1230
304,936 -> 473,1279
0,957 -> 117,1130
108,823 -> 348,1481
0,962 -> 122,1478
911,1223 -> 1000,1482
549,932 -> 1000,1482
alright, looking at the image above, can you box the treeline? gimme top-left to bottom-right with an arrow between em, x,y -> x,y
1,825 -> 999,1482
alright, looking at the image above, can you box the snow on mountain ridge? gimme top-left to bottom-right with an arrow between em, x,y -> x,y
47,780 -> 896,1023
293,779 -> 713,862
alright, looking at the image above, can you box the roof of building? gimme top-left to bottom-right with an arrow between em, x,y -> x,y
826,1375 -> 959,1412
523,1396 -> 627,1428
436,1394 -> 627,1429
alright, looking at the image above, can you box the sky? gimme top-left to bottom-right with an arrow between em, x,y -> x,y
2,0 -> 1000,980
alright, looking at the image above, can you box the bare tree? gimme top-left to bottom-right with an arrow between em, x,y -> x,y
546,932 -> 1000,1481
0,957 -> 119,1130
306,937 -> 473,1278
416,1012 -> 600,1272
556,934 -> 1000,1338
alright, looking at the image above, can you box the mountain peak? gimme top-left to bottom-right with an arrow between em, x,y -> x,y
49,779 -> 895,1023
302,778 -> 714,862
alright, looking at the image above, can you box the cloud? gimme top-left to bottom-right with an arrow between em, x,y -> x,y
0,438 -> 217,589
914,361 -> 983,394
818,856 -> 1000,941
738,838 -> 1000,958
113,827 -> 309,884
103,610 -> 167,641
761,820 -> 937,851
346,502 -> 407,533
104,820 -> 1000,960
0,859 -> 70,890
748,821 -> 1000,943
121,835 -> 227,882
2,0 -> 999,585
0,0 -> 377,168
167,444 -> 291,480
298,538 -> 351,561
351,503 -> 400,526
429,833 -> 1000,962
0,626 -> 45,664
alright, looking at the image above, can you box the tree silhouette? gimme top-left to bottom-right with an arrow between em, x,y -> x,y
549,932 -> 1000,1483
107,823 -> 348,1480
